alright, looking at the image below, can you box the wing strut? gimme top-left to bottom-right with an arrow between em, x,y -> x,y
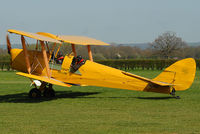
87,45 -> 93,61
55,43 -> 62,58
71,43 -> 77,57
40,41 -> 51,78
21,35 -> 31,74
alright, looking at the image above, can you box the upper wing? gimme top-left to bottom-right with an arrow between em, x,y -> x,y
16,72 -> 71,87
37,32 -> 110,46
8,29 -> 61,43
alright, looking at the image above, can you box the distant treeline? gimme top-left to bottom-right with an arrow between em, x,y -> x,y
1,41 -> 200,61
1,59 -> 200,71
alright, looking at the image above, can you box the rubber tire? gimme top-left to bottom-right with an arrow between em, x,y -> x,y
43,88 -> 55,98
29,88 -> 41,99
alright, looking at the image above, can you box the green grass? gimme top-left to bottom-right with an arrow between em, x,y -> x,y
0,70 -> 200,134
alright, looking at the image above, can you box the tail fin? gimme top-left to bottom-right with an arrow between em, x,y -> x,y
153,58 -> 196,91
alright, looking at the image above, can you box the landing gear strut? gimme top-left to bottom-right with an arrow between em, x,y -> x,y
170,88 -> 180,99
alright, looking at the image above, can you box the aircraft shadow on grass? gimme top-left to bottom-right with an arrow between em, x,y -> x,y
82,96 -> 174,100
135,96 -> 173,100
0,91 -> 101,103
0,90 -> 174,103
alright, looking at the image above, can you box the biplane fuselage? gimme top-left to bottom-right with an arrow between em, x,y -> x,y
11,48 -> 155,91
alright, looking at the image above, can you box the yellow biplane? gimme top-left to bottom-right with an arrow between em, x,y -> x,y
6,29 -> 196,99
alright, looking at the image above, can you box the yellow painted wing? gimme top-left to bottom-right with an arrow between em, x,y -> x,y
58,35 -> 110,46
8,29 -> 61,43
16,72 -> 71,87
37,32 -> 62,41
37,32 -> 109,46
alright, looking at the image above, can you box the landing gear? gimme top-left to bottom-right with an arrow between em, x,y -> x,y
170,88 -> 180,99
29,88 -> 42,98
29,82 -> 55,99
43,84 -> 55,98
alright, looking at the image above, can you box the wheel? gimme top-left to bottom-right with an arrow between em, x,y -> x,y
43,88 -> 55,98
170,88 -> 176,96
29,88 -> 41,98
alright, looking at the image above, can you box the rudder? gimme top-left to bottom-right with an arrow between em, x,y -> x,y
153,58 -> 196,91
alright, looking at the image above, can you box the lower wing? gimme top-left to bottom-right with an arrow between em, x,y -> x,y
16,72 -> 72,87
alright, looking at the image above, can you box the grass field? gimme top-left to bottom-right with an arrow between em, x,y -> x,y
0,70 -> 200,134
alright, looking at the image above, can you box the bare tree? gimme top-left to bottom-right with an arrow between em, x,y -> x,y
150,32 -> 188,59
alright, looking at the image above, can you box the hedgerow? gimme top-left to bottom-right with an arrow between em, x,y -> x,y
0,59 -> 199,71
96,59 -> 199,70
0,61 -> 11,71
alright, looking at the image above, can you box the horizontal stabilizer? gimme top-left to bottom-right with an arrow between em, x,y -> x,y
16,72 -> 72,87
122,71 -> 173,86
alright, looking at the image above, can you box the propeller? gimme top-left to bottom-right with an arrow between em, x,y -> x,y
6,34 -> 12,54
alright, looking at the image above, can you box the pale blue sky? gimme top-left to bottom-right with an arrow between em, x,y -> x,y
0,0 -> 200,45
